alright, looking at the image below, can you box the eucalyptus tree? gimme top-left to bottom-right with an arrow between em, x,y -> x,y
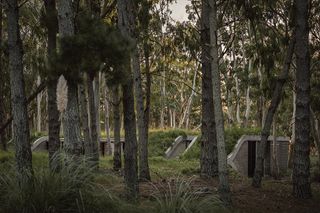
117,0 -> 139,199
6,0 -> 33,182
292,0 -> 312,199
209,0 -> 231,204
43,0 -> 61,170
56,0 -> 82,156
200,0 -> 218,177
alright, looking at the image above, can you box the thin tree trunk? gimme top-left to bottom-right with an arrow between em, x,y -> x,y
292,0 -> 312,198
209,0 -> 231,204
271,116 -> 280,179
87,75 -> 99,165
94,73 -> 101,146
104,79 -> 112,156
112,85 -> 121,170
57,0 -> 82,156
252,36 -> 295,188
36,75 -> 42,132
78,74 -> 91,154
6,0 -> 33,182
0,3 -> 6,151
288,90 -> 296,168
310,108 -> 320,172
200,0 -> 218,178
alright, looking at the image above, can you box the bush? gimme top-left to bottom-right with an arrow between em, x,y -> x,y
0,153 -> 121,213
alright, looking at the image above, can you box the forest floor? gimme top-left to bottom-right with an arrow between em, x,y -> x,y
0,151 -> 319,212
97,156 -> 320,213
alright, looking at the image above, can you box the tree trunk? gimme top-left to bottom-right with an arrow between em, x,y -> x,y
0,3 -> 7,151
292,0 -> 312,198
87,75 -> 99,166
6,0 -> 33,182
94,73 -> 101,147
117,0 -> 139,199
112,85 -> 121,170
122,81 -> 139,199
271,117 -> 280,179
104,78 -> 112,156
288,90 -> 296,168
252,36 -> 295,188
78,75 -> 91,154
132,48 -> 151,181
209,0 -> 231,204
200,0 -> 218,178
36,75 -> 42,132
57,0 -> 82,156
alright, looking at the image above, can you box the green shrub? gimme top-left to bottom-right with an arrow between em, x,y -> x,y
0,153 -> 121,213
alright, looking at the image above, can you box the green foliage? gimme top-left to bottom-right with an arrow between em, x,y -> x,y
52,13 -> 132,84
0,154 -> 120,213
150,177 -> 224,213
148,129 -> 187,156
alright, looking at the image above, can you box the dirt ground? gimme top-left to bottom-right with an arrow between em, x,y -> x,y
138,176 -> 320,213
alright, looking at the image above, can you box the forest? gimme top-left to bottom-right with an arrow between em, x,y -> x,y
0,0 -> 319,212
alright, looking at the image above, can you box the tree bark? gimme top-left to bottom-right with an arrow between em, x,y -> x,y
117,0 -> 139,199
104,79 -> 112,156
44,0 -> 60,170
57,0 -> 82,156
6,0 -> 33,182
209,0 -> 231,204
292,0 -> 312,198
87,75 -> 99,166
252,36 -> 295,188
0,3 -> 6,151
200,0 -> 218,178
78,75 -> 91,154
112,85 -> 121,170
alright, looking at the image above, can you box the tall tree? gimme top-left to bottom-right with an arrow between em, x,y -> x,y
117,0 -> 139,199
6,0 -> 33,182
200,0 -> 218,178
252,36 -> 295,187
57,0 -> 82,156
44,0 -> 61,170
0,2 -> 6,151
292,0 -> 312,199
209,0 -> 231,204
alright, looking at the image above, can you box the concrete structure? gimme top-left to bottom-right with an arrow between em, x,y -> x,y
227,135 -> 290,177
31,136 -> 124,156
165,135 -> 198,159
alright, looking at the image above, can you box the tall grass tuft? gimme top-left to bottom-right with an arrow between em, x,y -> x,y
0,153 -> 119,213
150,177 -> 225,213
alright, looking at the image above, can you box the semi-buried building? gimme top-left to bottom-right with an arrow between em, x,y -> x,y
227,135 -> 290,177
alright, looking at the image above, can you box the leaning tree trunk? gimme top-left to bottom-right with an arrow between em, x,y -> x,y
209,0 -> 231,204
200,0 -> 218,178
6,0 -> 33,182
117,0 -> 139,199
292,0 -> 312,199
252,36 -> 295,188
112,85 -> 122,170
57,0 -> 81,156
44,0 -> 61,170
